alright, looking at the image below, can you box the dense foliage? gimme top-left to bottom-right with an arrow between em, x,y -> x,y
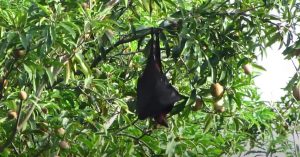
0,0 -> 300,156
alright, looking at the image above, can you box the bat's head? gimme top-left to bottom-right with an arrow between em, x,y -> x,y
154,113 -> 168,127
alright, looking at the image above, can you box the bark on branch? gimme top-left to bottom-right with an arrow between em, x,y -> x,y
90,27 -> 162,68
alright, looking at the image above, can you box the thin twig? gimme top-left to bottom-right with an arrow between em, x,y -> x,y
116,133 -> 155,156
115,118 -> 139,133
11,143 -> 19,155
108,51 -> 140,58
138,129 -> 152,140
104,107 -> 121,130
291,59 -> 299,76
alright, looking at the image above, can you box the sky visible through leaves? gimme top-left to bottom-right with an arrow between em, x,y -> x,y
255,45 -> 298,102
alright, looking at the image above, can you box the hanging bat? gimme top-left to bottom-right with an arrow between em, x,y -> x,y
136,31 -> 181,127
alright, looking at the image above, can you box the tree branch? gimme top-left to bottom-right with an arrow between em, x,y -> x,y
90,27 -> 162,68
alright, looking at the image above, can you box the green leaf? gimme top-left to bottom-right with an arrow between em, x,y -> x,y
59,22 -> 76,39
115,99 -> 134,114
170,98 -> 187,115
75,53 -> 90,76
172,38 -> 187,59
24,64 -> 33,81
45,67 -> 54,86
124,0 -> 128,7
19,33 -> 28,50
141,0 -> 150,12
166,135 -> 177,157
266,32 -> 281,47
164,0 -> 177,8
203,114 -> 214,133
160,31 -> 171,57
64,61 -> 71,84
35,3 -> 51,16
49,25 -> 56,43
186,89 -> 196,107
252,63 -> 266,71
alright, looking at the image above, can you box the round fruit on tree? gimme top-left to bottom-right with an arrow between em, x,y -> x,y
56,127 -> 66,136
293,84 -> 300,101
19,91 -> 27,100
210,83 -> 224,98
7,110 -> 17,119
59,140 -> 70,150
14,49 -> 26,58
213,98 -> 225,113
192,98 -> 203,111
243,63 -> 252,75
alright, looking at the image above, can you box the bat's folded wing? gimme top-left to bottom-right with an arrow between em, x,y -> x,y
155,74 -> 181,106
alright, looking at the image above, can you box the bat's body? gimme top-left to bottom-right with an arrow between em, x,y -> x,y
136,32 -> 181,127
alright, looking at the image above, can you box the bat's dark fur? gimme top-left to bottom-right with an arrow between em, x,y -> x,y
136,32 -> 181,127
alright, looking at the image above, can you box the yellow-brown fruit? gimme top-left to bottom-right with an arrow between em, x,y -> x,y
214,105 -> 225,113
56,128 -> 65,136
14,49 -> 26,58
213,98 -> 225,113
7,110 -> 17,119
59,140 -> 70,150
210,83 -> 224,98
82,2 -> 89,10
0,79 -> 8,90
243,64 -> 252,75
214,98 -> 224,107
3,79 -> 8,88
41,107 -> 48,114
293,85 -> 300,101
19,91 -> 27,100
84,33 -> 90,39
192,98 -> 203,111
